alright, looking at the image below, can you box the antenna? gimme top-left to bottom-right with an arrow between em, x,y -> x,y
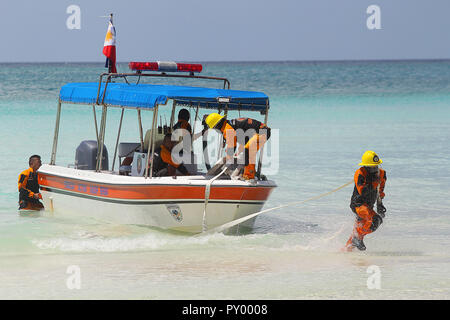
99,13 -> 113,22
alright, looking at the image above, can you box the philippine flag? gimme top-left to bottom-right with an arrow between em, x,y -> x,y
103,19 -> 117,73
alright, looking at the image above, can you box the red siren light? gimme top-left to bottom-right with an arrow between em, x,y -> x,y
128,62 -> 159,71
176,63 -> 203,73
129,61 -> 202,73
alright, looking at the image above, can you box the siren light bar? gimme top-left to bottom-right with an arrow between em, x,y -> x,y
129,61 -> 203,73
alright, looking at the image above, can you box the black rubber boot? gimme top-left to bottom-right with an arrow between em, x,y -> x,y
352,237 -> 366,251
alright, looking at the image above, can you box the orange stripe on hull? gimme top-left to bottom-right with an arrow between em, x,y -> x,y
38,173 -> 274,201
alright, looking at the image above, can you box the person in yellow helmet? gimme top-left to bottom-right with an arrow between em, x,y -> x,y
204,113 -> 271,180
345,151 -> 387,251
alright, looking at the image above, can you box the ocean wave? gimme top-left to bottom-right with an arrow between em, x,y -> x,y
31,230 -> 277,253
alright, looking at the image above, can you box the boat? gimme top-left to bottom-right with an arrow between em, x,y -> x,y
38,61 -> 277,233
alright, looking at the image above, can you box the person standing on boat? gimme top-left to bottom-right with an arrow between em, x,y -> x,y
204,113 -> 271,180
18,155 -> 44,211
152,133 -> 189,177
345,151 -> 387,251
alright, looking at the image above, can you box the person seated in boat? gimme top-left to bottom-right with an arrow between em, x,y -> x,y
172,108 -> 193,152
172,108 -> 201,170
18,155 -> 44,211
172,108 -> 192,135
204,113 -> 271,180
152,133 -> 189,177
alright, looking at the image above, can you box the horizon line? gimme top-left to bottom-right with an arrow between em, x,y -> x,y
0,58 -> 449,64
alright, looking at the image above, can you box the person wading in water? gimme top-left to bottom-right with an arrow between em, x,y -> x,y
18,155 -> 44,211
345,150 -> 387,251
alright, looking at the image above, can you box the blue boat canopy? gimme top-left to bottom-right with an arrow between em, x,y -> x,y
59,82 -> 269,113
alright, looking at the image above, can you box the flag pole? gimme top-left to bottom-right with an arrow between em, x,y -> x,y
102,13 -> 115,74
108,13 -> 113,73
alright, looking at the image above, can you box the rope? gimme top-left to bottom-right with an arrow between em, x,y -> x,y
196,180 -> 353,236
201,167 -> 228,232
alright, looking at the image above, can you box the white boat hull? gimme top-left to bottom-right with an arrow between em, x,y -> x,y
41,189 -> 264,233
38,165 -> 276,233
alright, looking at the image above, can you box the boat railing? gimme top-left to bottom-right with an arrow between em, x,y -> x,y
95,72 -> 231,106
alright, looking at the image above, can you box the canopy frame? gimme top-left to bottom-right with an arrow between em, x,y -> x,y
51,71 -> 271,180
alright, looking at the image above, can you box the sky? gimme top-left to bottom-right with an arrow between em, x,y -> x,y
0,0 -> 449,62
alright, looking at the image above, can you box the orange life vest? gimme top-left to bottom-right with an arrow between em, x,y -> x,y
350,167 -> 386,211
18,167 -> 42,207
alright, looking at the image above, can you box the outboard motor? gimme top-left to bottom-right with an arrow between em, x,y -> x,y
75,140 -> 108,170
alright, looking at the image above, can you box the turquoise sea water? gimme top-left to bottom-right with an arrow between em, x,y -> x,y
0,61 -> 449,299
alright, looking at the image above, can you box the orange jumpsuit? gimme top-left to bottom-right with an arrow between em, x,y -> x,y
222,118 -> 271,179
345,167 -> 386,249
18,168 -> 44,210
153,145 -> 188,176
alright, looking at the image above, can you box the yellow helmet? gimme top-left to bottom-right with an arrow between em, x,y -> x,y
205,113 -> 225,129
359,150 -> 382,166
